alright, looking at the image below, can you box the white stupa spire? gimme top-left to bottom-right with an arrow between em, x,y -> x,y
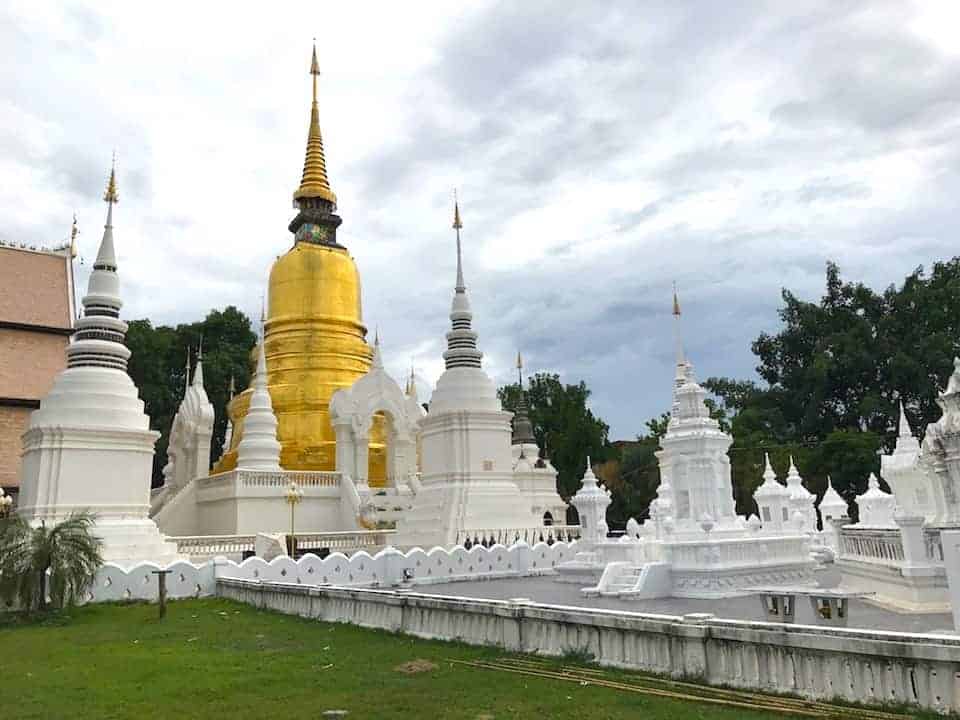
193,338 -> 205,389
371,331 -> 384,370
66,158 -> 131,372
442,194 -> 483,371
236,340 -> 281,471
755,453 -> 788,499
672,282 -> 685,371
893,401 -> 920,455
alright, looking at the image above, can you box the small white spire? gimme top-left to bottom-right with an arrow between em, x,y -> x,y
898,401 -> 912,437
371,333 -> 384,370
236,340 -> 281,471
192,341 -> 205,389
453,190 -> 464,292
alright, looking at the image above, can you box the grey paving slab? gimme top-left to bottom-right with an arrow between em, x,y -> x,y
417,576 -> 956,633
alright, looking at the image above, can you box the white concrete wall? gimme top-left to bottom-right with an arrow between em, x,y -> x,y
217,578 -> 960,715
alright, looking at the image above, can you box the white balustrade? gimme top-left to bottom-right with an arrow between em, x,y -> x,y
455,525 -> 581,547
839,528 -> 906,566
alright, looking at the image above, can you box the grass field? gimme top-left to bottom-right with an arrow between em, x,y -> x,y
0,598 -> 900,719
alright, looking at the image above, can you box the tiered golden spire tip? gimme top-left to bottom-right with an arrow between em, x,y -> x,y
293,41 -> 337,205
672,281 -> 681,317
103,154 -> 119,204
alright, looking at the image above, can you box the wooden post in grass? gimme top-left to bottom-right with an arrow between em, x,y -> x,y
152,569 -> 172,619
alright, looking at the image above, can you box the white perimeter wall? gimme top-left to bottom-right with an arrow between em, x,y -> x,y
218,578 -> 960,715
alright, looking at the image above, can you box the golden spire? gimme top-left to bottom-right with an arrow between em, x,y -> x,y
293,41 -> 337,206
103,153 -> 119,204
672,281 -> 681,317
516,351 -> 523,385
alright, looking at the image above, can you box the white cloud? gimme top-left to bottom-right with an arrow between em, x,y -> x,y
4,0 -> 960,438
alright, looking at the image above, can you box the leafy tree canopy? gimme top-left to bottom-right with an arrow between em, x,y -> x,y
498,373 -> 614,500
126,306 -> 257,485
704,259 -> 960,519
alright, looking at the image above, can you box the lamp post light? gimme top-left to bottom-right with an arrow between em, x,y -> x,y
284,481 -> 304,557
0,488 -> 12,518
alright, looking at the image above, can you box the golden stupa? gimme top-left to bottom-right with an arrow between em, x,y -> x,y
214,45 -> 387,483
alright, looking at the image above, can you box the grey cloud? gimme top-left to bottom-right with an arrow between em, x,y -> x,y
796,177 -> 870,204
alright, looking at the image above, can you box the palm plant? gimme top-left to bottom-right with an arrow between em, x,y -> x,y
0,511 -> 103,612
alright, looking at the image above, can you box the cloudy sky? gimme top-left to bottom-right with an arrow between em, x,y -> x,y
3,1 -> 960,438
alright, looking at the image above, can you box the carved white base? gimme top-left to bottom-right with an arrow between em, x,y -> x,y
671,563 -> 815,599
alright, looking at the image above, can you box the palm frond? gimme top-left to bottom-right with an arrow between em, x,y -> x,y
0,511 -> 103,611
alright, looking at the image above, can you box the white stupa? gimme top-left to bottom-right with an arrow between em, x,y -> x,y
784,455 -> 817,533
17,162 -> 180,566
817,475 -> 848,524
854,472 -> 896,528
236,338 -> 282,471
395,198 -> 532,548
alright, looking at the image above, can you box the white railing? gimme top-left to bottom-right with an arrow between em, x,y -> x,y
170,534 -> 257,557
455,525 -> 580,547
197,469 -> 341,490
294,530 -> 393,553
239,470 -> 340,488
171,529 -> 393,559
666,534 -> 810,569
839,527 -> 905,565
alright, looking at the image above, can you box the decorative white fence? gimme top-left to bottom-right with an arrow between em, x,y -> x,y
455,525 -> 581,547
75,539 -> 578,605
839,527 -> 906,565
217,579 -> 960,714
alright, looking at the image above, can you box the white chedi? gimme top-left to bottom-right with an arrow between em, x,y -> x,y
784,456 -> 817,533
570,458 -> 611,549
817,476 -> 848,524
236,340 -> 281,471
16,164 -> 179,566
854,473 -> 896,527
882,402 -> 938,521
395,200 -> 534,548
161,348 -> 215,491
754,453 -> 791,530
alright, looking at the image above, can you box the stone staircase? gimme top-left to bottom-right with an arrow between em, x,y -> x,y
583,561 -> 672,599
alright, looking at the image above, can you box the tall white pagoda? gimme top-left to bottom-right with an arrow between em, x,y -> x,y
17,162 -> 179,566
395,199 -> 532,548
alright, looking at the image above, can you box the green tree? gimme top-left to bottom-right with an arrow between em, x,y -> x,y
0,511 -> 103,612
498,373 -> 613,500
605,436 -> 661,527
703,259 -> 960,510
126,306 -> 257,484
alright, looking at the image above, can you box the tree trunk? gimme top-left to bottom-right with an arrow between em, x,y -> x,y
38,567 -> 47,612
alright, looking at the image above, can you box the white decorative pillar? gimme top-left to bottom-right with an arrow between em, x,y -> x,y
570,458 -> 610,551
895,512 -> 927,568
332,419 -> 355,477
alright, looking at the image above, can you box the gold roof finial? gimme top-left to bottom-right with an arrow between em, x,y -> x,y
672,281 -> 681,317
453,189 -> 463,230
516,351 -> 524,386
103,152 -> 119,204
293,41 -> 337,206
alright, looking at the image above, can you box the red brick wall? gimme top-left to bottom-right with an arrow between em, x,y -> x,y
0,246 -> 73,492
0,247 -> 72,327
0,406 -> 31,490
0,328 -> 67,400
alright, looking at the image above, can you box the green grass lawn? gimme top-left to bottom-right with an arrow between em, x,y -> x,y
0,598 -> 839,719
